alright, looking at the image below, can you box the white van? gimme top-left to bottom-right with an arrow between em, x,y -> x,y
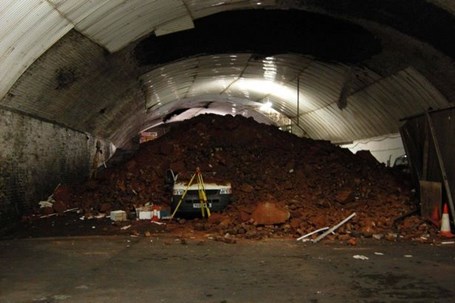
166,169 -> 233,215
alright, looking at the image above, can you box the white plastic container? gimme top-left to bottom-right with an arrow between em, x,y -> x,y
138,211 -> 153,220
110,210 -> 127,221
136,205 -> 153,220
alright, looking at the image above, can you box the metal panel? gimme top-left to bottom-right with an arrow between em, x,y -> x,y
58,0 -> 124,33
185,0 -> 277,19
139,54 -> 451,144
300,67 -> 449,142
197,54 -> 250,77
74,0 -> 191,52
226,78 -> 275,101
142,57 -> 199,109
141,54 -> 254,109
188,76 -> 238,97
265,95 -> 296,119
155,14 -> 194,36
419,181 -> 442,222
291,62 -> 348,114
0,0 -> 73,100
48,0 -> 111,23
401,107 -> 455,223
38,0 -> 281,54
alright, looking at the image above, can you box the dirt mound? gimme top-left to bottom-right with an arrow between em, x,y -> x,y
25,114 -> 435,242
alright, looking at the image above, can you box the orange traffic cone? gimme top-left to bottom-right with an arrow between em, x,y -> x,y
151,207 -> 160,222
431,206 -> 440,227
440,203 -> 454,238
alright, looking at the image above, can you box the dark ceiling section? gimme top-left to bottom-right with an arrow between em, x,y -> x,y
135,9 -> 381,66
297,0 -> 455,59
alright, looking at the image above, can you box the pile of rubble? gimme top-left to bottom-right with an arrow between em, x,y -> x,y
35,114 -> 438,242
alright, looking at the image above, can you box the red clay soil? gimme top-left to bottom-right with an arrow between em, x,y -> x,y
13,114 -> 441,243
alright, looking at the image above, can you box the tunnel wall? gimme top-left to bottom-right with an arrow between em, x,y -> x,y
0,108 -> 107,227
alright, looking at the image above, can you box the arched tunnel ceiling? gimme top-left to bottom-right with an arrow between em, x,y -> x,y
0,1 -> 454,148
140,53 -> 448,142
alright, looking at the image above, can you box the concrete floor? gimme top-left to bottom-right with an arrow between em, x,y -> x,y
0,237 -> 454,303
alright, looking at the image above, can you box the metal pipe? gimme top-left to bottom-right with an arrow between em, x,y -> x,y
313,212 -> 356,243
296,227 -> 329,241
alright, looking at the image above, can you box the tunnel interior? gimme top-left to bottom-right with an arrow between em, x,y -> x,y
0,1 -> 454,227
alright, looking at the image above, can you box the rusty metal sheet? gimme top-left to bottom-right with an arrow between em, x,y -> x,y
419,180 -> 442,223
401,106 -> 455,224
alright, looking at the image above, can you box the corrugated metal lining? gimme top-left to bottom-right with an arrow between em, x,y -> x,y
49,0 -> 111,23
185,0 -> 277,19
303,67 -> 448,141
0,0 -> 277,102
74,0 -> 191,51
155,14 -> 194,37
0,0 -> 73,101
141,54 -> 449,142
0,0 -> 452,145
142,57 -> 200,109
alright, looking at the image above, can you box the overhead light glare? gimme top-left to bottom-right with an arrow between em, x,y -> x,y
260,101 -> 272,111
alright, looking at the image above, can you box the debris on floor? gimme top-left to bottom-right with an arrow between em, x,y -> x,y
353,255 -> 369,260
12,114 -> 443,243
110,210 -> 127,222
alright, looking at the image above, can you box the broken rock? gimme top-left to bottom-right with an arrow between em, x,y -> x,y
53,185 -> 72,205
40,206 -> 54,215
53,200 -> 67,214
99,202 -> 112,213
290,218 -> 301,229
240,184 -> 254,193
252,202 -> 290,225
335,188 -> 354,204
50,114 -> 420,241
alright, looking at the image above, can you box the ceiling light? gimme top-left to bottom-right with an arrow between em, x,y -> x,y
260,101 -> 272,111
